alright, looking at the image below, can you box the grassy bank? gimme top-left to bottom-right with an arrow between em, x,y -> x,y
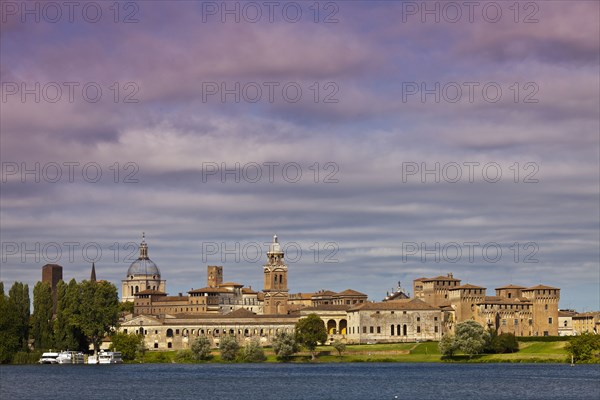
133,341 -> 574,364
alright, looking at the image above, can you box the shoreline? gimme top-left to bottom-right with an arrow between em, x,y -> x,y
8,341 -> 598,365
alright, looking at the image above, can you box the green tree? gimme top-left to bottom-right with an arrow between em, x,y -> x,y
219,335 -> 240,361
497,333 -> 519,353
31,281 -> 54,350
454,320 -> 487,358
332,339 -> 346,357
483,329 -> 519,354
190,335 -> 213,361
439,333 -> 458,357
8,282 -> 30,351
63,279 -> 90,351
566,333 -> 600,363
272,331 -> 299,361
56,279 -> 88,351
295,314 -> 327,360
109,332 -> 143,361
0,282 -> 20,363
239,339 -> 266,362
78,280 -> 119,356
53,281 -> 71,350
119,301 -> 134,314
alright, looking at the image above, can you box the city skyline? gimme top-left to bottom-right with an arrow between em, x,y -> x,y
1,1 -> 599,312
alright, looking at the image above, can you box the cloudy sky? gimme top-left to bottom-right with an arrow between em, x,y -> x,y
1,1 -> 598,311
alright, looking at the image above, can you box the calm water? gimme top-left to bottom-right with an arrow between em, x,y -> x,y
1,363 -> 599,400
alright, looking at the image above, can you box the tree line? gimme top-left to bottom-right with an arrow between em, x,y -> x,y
0,279 -> 119,363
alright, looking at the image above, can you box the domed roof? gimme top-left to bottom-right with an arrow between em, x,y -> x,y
127,258 -> 160,277
126,233 -> 161,278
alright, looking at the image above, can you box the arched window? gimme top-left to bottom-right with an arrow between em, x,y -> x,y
279,275 -> 283,284
391,325 -> 395,336
135,286 -> 139,293
166,329 -> 173,338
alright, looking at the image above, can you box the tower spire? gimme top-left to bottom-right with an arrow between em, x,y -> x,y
90,262 -> 96,282
139,232 -> 148,259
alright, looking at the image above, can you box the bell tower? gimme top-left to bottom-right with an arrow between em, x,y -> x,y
207,265 -> 223,288
263,235 -> 289,314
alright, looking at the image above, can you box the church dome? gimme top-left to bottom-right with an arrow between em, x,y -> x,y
127,258 -> 160,278
126,233 -> 161,278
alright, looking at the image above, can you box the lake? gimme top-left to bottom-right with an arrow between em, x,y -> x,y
1,363 -> 599,400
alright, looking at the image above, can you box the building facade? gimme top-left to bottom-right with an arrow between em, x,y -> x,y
346,298 -> 443,343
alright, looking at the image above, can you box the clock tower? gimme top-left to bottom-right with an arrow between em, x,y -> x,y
263,235 -> 289,314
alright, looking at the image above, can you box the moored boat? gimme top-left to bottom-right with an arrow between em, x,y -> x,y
87,350 -> 123,364
38,352 -> 60,364
56,351 -> 85,364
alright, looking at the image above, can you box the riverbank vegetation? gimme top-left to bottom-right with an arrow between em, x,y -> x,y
127,340 -> 576,364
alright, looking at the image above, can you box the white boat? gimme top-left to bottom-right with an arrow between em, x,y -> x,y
39,352 -> 60,364
87,350 -> 123,364
56,351 -> 85,364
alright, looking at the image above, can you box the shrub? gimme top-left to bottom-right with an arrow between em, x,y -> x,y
272,332 -> 299,361
191,336 -> 213,361
239,339 -> 266,362
332,340 -> 346,356
174,349 -> 195,363
219,335 -> 240,362
439,334 -> 458,357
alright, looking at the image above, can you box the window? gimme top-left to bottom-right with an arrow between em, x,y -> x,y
167,342 -> 172,348
434,317 -> 438,321
434,326 -> 438,333
123,329 -> 128,334
416,317 -> 420,322
502,319 -> 506,326
370,326 -> 374,334
514,319 -> 519,326
363,326 -> 367,334
154,343 -> 158,348
416,326 -> 421,333
545,304 -> 548,310
548,317 -> 553,324
377,326 -> 381,334
176,329 -> 180,335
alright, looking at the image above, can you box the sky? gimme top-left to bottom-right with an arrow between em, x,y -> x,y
1,1 -> 598,311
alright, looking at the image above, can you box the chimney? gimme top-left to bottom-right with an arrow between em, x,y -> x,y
448,272 -> 453,278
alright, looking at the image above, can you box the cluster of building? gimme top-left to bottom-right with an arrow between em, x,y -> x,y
40,234 -> 599,351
